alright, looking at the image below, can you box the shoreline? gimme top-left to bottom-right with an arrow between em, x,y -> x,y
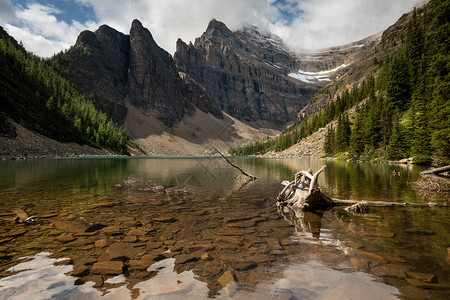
0,152 -> 420,166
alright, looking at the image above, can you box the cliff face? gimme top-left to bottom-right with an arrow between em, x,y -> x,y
68,25 -> 130,123
55,20 -> 222,126
128,20 -> 186,125
174,20 -> 316,125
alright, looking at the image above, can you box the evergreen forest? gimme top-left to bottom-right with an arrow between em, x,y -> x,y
0,32 -> 130,154
229,0 -> 449,165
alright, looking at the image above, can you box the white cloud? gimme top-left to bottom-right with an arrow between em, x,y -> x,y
269,0 -> 430,50
3,0 -> 428,57
3,2 -> 98,57
78,0 -> 276,54
0,0 -> 17,24
79,0 -> 428,53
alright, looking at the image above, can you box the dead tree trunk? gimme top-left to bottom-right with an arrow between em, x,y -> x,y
277,166 -> 335,211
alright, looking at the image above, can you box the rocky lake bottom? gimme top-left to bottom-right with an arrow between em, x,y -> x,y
0,158 -> 448,299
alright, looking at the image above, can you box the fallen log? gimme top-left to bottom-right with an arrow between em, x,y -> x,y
420,165 -> 450,176
332,199 -> 440,207
413,165 -> 450,192
277,166 -> 445,213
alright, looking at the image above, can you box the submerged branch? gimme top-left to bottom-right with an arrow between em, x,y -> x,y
332,198 -> 442,208
213,147 -> 257,180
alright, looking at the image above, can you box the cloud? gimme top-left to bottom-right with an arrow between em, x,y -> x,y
3,0 -> 428,57
77,0 -> 276,54
79,0 -> 428,53
269,0 -> 430,50
0,0 -> 17,24
3,2 -> 98,57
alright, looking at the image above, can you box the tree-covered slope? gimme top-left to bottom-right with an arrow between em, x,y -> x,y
0,27 -> 129,155
230,0 -> 449,165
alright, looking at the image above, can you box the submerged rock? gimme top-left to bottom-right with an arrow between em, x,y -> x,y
95,239 -> 109,248
102,226 -> 123,236
218,270 -> 237,288
105,242 -> 142,260
403,228 -> 436,236
56,233 -> 76,243
91,261 -> 124,275
406,271 -> 437,283
370,265 -> 407,278
72,265 -> 90,277
405,278 -> 448,289
229,260 -> 257,271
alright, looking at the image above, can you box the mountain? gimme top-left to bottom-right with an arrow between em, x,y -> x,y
174,20 -> 380,126
51,20 -> 281,156
6,10 -> 431,159
231,0 -> 449,165
175,20 -> 309,125
0,26 -> 123,158
288,34 -> 381,86
53,20 -> 222,127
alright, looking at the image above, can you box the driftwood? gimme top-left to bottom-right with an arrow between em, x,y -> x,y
213,147 -> 257,180
277,166 -> 444,213
412,165 -> 450,192
420,165 -> 450,176
277,166 -> 334,211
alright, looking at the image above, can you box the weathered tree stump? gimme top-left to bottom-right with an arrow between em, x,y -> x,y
277,166 -> 334,211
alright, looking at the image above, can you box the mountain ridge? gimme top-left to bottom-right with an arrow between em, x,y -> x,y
175,19 -> 379,125
3,12 -> 424,159
230,0 -> 448,165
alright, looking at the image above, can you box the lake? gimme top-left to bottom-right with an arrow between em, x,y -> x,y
0,157 -> 448,299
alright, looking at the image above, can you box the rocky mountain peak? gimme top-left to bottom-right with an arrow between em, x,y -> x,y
238,25 -> 286,53
54,19 -> 222,127
131,19 -> 151,38
175,22 -> 315,125
195,19 -> 241,48
206,19 -> 232,34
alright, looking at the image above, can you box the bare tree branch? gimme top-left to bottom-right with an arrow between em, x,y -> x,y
213,147 -> 257,180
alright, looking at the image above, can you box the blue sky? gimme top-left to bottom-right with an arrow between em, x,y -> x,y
0,0 -> 428,57
12,0 -> 97,24
271,0 -> 304,25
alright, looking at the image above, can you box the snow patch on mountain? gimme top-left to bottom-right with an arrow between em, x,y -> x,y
288,64 -> 348,83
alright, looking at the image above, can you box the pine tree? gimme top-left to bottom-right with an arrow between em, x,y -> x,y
387,114 -> 407,160
350,109 -> 365,158
411,57 -> 432,163
429,76 -> 450,159
365,94 -> 381,149
387,53 -> 411,111
407,8 -> 424,89
324,125 -> 335,154
336,114 -> 350,152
